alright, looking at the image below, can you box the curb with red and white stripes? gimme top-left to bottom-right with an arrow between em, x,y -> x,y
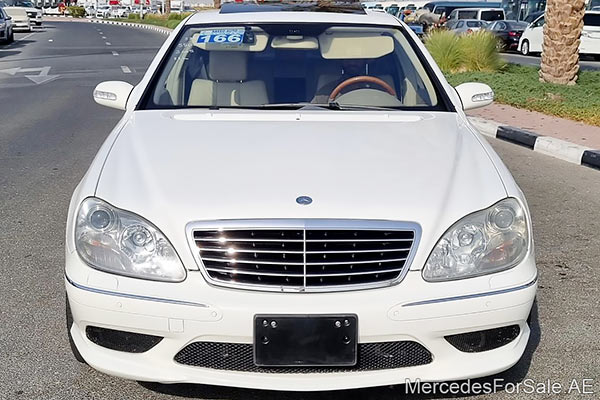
88,18 -> 172,35
469,116 -> 600,170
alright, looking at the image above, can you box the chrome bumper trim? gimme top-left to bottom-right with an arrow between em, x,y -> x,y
65,274 -> 208,308
402,275 -> 538,307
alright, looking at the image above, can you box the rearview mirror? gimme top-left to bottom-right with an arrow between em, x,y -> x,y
93,81 -> 134,110
455,82 -> 494,111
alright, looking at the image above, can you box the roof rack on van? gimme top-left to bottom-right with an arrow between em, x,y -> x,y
219,0 -> 367,15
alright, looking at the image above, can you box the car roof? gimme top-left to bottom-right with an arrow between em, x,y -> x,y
452,7 -> 503,12
185,8 -> 401,26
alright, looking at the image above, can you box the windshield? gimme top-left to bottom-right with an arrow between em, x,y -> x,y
480,10 -> 504,21
584,13 -> 600,26
13,0 -> 34,7
144,23 -> 441,110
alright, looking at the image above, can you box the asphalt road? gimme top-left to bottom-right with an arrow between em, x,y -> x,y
1,21 -> 599,400
503,52 -> 600,71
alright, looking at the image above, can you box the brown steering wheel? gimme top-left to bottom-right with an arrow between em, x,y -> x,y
328,76 -> 396,102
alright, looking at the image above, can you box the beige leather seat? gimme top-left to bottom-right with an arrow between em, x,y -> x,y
188,52 -> 268,106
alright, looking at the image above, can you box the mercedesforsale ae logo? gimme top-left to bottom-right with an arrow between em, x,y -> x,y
296,196 -> 313,205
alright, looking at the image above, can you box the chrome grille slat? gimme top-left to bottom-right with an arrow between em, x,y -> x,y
196,238 -> 304,243
305,238 -> 412,242
201,257 -> 305,266
305,248 -> 411,254
198,247 -> 305,254
190,222 -> 418,292
306,258 -> 407,266
205,268 -> 304,277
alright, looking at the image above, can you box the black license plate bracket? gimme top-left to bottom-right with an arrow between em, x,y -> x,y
254,314 -> 357,367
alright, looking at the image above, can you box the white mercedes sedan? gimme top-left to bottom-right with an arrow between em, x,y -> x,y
65,1 -> 537,391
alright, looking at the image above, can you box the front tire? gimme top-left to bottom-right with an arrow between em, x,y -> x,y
66,296 -> 87,364
8,30 -> 14,43
521,40 -> 530,56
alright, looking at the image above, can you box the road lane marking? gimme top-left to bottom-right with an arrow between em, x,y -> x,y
121,66 -> 131,74
12,32 -> 35,44
102,36 -> 107,39
112,51 -> 119,56
105,42 -> 111,46
0,66 -> 59,85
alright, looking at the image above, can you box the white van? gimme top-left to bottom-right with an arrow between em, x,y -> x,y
447,7 -> 505,22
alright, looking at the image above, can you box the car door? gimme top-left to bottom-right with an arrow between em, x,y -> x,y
527,16 -> 544,52
580,13 -> 600,55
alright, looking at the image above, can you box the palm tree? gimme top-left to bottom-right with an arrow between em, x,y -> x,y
539,0 -> 586,85
165,0 -> 171,14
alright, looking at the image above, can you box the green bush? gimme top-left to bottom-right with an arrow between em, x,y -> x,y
67,6 -> 86,18
167,12 -> 183,20
461,30 -> 505,72
166,19 -> 183,29
424,30 -> 463,74
144,13 -> 166,21
167,12 -> 193,20
127,13 -> 140,20
425,30 -> 505,74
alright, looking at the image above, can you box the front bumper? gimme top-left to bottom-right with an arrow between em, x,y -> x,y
66,250 -> 537,391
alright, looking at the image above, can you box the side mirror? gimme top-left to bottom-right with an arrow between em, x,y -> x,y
455,82 -> 494,111
6,16 -> 12,20
93,81 -> 134,110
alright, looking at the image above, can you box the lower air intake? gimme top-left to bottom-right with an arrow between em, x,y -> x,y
174,341 -> 432,373
445,325 -> 521,353
86,326 -> 163,353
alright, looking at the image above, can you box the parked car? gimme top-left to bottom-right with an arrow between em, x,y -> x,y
0,6 -> 14,43
446,7 -> 505,22
113,6 -> 131,18
447,18 -> 486,34
422,1 -> 501,17
66,2 -> 537,390
523,10 -> 543,23
519,11 -> 600,59
6,0 -> 42,26
3,6 -> 29,31
95,5 -> 111,18
486,19 -> 528,51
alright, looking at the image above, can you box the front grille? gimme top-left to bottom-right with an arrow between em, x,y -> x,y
191,222 -> 417,291
174,341 -> 432,373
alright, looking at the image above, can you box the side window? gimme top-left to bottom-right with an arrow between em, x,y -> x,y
498,22 -> 507,31
533,17 -> 545,28
457,21 -> 464,28
489,22 -> 498,30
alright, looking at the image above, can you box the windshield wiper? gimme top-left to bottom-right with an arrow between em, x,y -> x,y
235,102 -> 401,111
326,102 -> 401,111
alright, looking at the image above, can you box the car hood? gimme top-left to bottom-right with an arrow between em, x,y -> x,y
96,110 -> 507,263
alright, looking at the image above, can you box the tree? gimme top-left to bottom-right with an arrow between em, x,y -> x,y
165,0 -> 171,15
539,0 -> 586,85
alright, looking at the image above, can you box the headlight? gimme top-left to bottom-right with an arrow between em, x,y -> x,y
75,198 -> 186,282
423,198 -> 529,282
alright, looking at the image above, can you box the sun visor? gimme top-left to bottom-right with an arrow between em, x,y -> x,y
319,32 -> 394,59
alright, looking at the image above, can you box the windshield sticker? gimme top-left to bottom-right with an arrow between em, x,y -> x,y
197,29 -> 245,45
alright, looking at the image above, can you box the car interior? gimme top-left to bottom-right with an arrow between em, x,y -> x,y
152,24 -> 439,109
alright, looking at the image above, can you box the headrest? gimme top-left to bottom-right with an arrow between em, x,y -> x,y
209,51 -> 247,81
